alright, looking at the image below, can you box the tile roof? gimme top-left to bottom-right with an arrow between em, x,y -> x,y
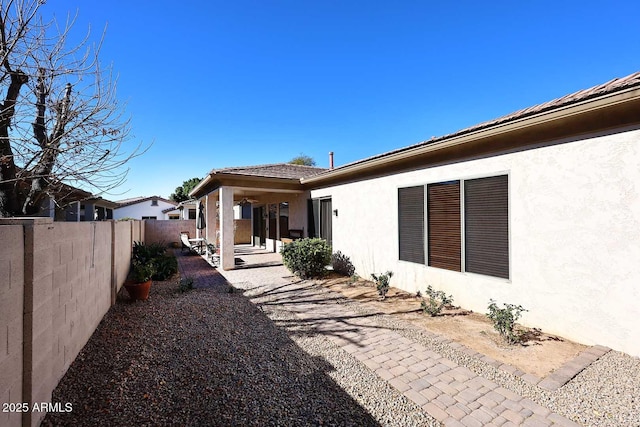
210,163 -> 327,180
115,196 -> 177,208
330,70 -> 640,171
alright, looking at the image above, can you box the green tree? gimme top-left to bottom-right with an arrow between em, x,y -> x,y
289,154 -> 316,166
170,177 -> 202,202
0,1 -> 145,217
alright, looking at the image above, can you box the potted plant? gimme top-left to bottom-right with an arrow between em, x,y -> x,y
124,259 -> 156,301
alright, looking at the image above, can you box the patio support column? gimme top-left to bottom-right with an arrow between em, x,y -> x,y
206,192 -> 217,245
195,199 -> 202,239
219,186 -> 235,270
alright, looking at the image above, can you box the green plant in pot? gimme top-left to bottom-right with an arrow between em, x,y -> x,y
124,260 -> 156,301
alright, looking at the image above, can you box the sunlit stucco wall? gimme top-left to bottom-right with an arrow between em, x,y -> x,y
311,126 -> 640,356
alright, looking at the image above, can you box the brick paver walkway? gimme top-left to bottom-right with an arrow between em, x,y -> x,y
178,247 -> 582,427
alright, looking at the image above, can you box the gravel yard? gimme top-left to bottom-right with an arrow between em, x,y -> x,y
43,249 -> 640,427
43,273 -> 436,427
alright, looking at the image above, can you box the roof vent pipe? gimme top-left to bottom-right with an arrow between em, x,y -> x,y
329,151 -> 334,170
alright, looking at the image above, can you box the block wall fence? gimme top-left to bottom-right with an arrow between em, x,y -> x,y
0,218 -> 193,427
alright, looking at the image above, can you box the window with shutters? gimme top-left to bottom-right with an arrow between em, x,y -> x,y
397,174 -> 509,279
427,181 -> 461,272
398,186 -> 425,264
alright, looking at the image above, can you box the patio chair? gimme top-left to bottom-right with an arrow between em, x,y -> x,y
180,233 -> 197,254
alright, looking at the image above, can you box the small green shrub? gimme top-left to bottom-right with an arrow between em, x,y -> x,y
371,271 -> 393,300
421,285 -> 454,316
178,277 -> 194,293
331,251 -> 356,276
132,241 -> 177,281
486,299 -> 527,344
133,241 -> 167,264
131,259 -> 156,282
280,238 -> 332,279
348,273 -> 360,284
153,255 -> 178,280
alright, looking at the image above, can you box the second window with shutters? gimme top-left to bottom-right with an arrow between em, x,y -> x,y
427,181 -> 461,272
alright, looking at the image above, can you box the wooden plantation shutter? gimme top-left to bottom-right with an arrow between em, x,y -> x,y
398,186 -> 425,264
427,181 -> 461,272
464,175 -> 509,279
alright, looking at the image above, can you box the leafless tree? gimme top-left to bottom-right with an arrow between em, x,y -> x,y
0,0 -> 146,217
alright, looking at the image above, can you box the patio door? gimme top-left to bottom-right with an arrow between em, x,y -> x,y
320,199 -> 332,246
308,197 -> 332,246
253,206 -> 266,246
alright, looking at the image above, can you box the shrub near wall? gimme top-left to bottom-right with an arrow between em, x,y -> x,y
280,238 -> 332,279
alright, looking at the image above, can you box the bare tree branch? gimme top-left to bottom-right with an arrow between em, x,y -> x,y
0,0 -> 148,217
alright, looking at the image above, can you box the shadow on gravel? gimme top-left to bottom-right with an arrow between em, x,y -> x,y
43,253 -> 380,427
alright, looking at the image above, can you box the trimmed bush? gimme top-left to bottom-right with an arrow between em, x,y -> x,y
331,251 -> 356,276
280,238 -> 332,279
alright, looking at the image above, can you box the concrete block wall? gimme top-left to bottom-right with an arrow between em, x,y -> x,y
0,224 -> 25,427
0,218 -> 139,427
112,221 -> 133,302
144,220 -> 195,246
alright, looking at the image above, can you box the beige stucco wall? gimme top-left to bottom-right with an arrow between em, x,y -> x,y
0,224 -> 24,427
311,126 -> 640,357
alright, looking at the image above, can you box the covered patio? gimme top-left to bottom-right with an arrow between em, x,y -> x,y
189,163 -> 326,270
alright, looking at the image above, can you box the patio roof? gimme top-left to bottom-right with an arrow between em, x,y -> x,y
190,163 -> 326,198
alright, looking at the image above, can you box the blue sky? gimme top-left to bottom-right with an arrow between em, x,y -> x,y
40,1 -> 640,200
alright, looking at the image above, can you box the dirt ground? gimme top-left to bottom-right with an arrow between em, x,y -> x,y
317,275 -> 586,378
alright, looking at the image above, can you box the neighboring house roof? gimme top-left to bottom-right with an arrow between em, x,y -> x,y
208,163 -> 326,180
303,70 -> 640,185
116,196 -> 177,208
162,199 -> 197,214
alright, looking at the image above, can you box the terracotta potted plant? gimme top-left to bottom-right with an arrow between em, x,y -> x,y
124,260 -> 156,301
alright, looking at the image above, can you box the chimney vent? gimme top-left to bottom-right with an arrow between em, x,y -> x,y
329,151 -> 334,170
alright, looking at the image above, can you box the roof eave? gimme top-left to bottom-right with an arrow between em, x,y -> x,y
190,172 -> 306,198
302,85 -> 640,186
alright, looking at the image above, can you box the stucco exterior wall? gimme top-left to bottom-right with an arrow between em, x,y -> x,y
311,126 -> 640,356
114,199 -> 177,220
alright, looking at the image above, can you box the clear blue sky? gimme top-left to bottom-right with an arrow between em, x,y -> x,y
41,1 -> 640,200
